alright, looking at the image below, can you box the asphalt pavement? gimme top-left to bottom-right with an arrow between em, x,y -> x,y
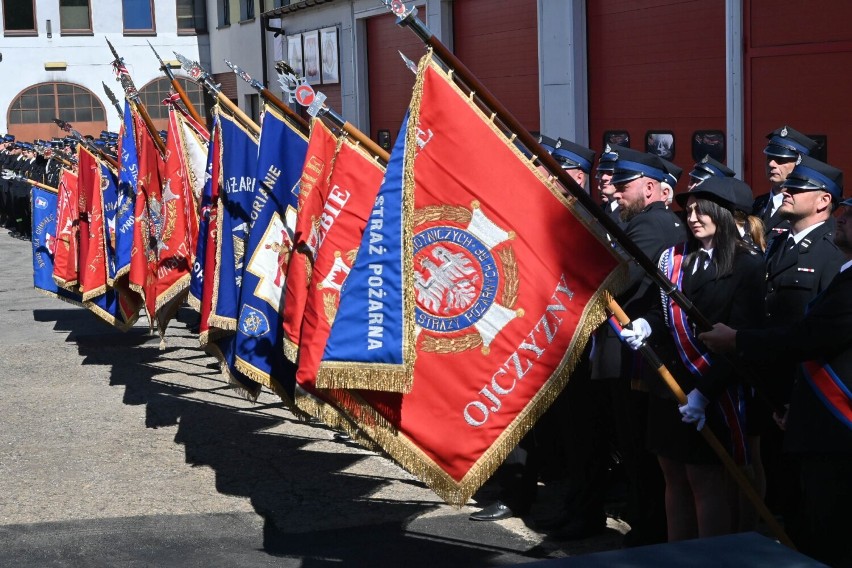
0,229 -> 627,566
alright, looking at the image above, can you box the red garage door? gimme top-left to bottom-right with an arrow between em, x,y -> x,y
367,1 -> 538,150
588,0 -> 726,198
367,9 -> 427,149
452,0 -> 539,132
744,0 -> 852,198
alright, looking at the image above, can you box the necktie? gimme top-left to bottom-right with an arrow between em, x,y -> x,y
697,249 -> 711,272
775,236 -> 796,268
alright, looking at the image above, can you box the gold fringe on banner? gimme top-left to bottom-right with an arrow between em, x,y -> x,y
233,358 -> 297,409
315,363 -> 414,392
282,336 -> 299,363
292,388 -> 379,451
34,287 -> 84,308
205,341 -> 262,401
186,293 -> 201,312
155,274 -> 190,313
53,275 -> 79,292
206,191 -> 236,331
312,51 -> 428,394
81,284 -> 108,303
114,265 -> 131,283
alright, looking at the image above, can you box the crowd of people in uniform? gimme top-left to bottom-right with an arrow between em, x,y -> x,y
0,131 -> 119,240
1,121 -> 849,565
470,126 -> 851,568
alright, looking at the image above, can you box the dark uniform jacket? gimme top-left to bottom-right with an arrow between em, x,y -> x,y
765,220 -> 844,326
753,190 -> 791,239
645,247 -> 766,400
738,266 -> 852,454
590,201 -> 687,380
761,221 -> 844,404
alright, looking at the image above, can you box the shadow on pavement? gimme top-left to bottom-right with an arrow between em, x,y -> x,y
32,306 -> 539,566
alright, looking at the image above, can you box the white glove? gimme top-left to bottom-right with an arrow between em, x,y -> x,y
679,389 -> 710,430
620,318 -> 651,351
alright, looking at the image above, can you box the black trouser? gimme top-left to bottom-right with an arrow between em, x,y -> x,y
0,181 -> 10,225
559,352 -> 610,529
609,378 -> 667,546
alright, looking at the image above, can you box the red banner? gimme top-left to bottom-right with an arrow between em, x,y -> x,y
282,119 -> 339,361
53,168 -> 79,290
331,54 -> 625,505
129,116 -> 165,326
77,147 -> 107,302
155,108 -> 197,335
296,137 -> 386,394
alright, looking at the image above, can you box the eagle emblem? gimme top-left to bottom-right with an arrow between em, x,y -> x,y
412,202 -> 520,355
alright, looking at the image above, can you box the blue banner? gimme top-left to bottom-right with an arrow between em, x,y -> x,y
234,106 -> 308,396
31,184 -> 82,305
115,100 -> 139,280
101,162 -> 120,283
209,112 -> 259,328
209,112 -> 261,397
319,112 -> 409,378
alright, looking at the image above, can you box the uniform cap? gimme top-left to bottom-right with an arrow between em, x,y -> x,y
596,144 -> 621,174
781,154 -> 843,200
675,175 -> 752,212
552,138 -> 596,173
610,146 -> 668,185
764,125 -> 818,159
537,134 -> 557,154
659,157 -> 682,189
690,155 -> 736,182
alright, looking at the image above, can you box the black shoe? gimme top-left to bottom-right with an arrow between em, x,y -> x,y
469,501 -> 514,521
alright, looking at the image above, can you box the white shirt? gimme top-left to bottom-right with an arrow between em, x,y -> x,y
691,248 -> 713,274
791,221 -> 825,244
840,259 -> 852,274
769,191 -> 785,217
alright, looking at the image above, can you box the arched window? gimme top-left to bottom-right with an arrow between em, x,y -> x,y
139,76 -> 206,130
7,82 -> 107,141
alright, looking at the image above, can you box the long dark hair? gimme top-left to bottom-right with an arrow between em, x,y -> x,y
685,197 -> 746,278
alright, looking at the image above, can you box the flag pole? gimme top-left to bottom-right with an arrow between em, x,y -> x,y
147,41 -> 205,126
53,119 -> 119,170
101,82 -> 124,119
224,59 -> 310,133
106,39 -> 168,155
389,3 -> 783,415
1,169 -> 56,191
606,295 -> 795,550
274,63 -> 390,163
173,52 -> 261,136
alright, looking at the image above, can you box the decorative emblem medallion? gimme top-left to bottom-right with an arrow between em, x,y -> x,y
238,304 -> 270,337
412,202 -> 520,354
